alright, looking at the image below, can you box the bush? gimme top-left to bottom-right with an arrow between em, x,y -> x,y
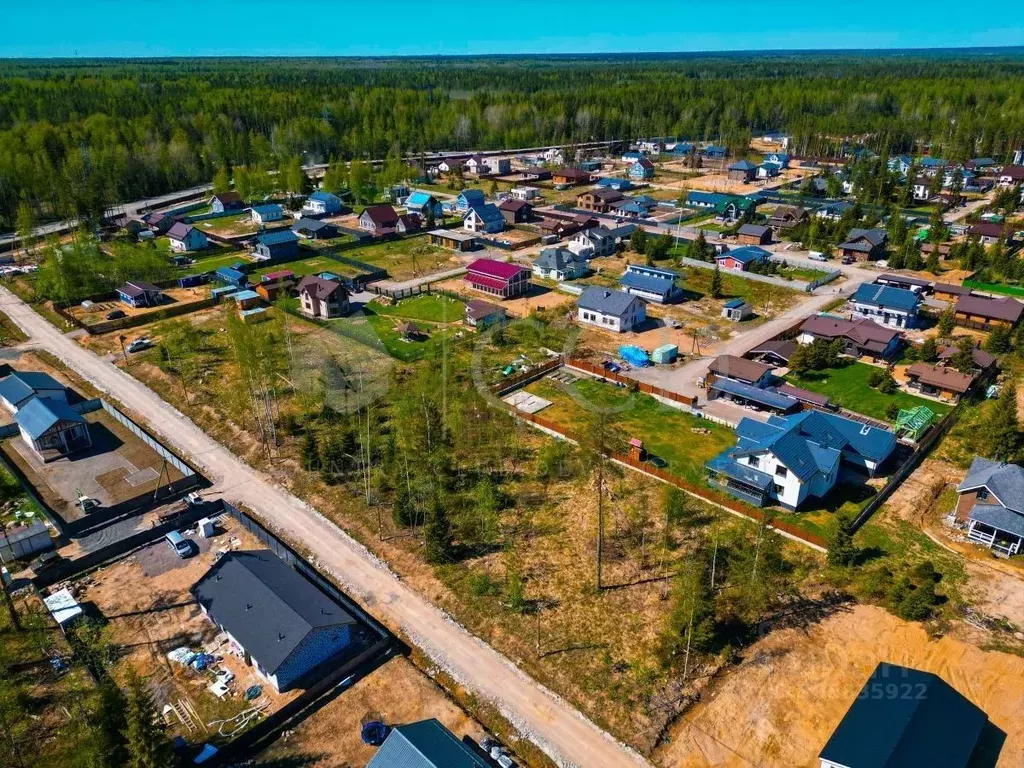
885,403 -> 900,420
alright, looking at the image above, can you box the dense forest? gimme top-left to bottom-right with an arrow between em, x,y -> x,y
2,50 -> 1024,228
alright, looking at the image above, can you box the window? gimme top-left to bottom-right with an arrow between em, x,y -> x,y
773,484 -> 785,496
775,465 -> 788,478
977,489 -> 989,500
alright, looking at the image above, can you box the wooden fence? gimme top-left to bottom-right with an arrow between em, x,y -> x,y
510,407 -> 827,550
566,358 -> 697,406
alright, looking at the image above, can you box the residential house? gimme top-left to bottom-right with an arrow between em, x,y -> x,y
192,550 -> 358,693
464,299 -> 507,330
798,314 -> 901,360
610,199 -> 652,219
510,186 -> 540,201
464,155 -> 488,175
706,410 -> 896,509
838,228 -> 888,261
736,224 -> 772,245
302,190 -> 344,217
708,355 -> 775,388
887,155 -> 914,175
0,372 -> 67,414
521,167 -> 551,182
456,189 -> 486,212
117,280 -> 163,308
405,191 -> 444,219
715,245 -> 771,272
933,282 -> 972,302
497,199 -> 532,225
685,191 -> 758,219
359,205 -> 400,235
437,158 -> 465,174
229,289 -> 261,311
818,663 -> 987,768
911,176 -> 933,202
850,283 -> 921,329
905,363 -> 976,403
292,218 -> 339,240
727,160 -> 757,182
167,222 -> 208,253
722,298 -> 753,321
532,248 -> 587,281
703,145 -> 727,159
427,229 -> 477,252
873,273 -> 931,294
143,211 -> 174,234
919,156 -> 948,173
576,287 -> 646,333
768,205 -> 808,231
756,163 -> 780,180
936,344 -> 996,376
762,152 -> 790,169
15,397 -> 92,462
628,158 -> 656,180
250,204 -> 284,226
595,177 -> 633,191
396,213 -> 422,234
463,204 -> 504,234
464,258 -> 531,299
577,188 -> 624,213
569,226 -> 616,258
255,270 -> 295,302
996,165 -> 1024,186
747,340 -> 797,367
621,151 -> 644,163
921,242 -> 953,260
951,457 -> 1024,557
967,221 -> 1008,245
297,276 -> 349,319
815,201 -> 854,221
366,718 -> 490,768
551,168 -> 592,187
251,230 -> 300,261
215,265 -> 248,288
210,192 -> 244,213
619,263 -> 682,304
954,294 -> 1024,330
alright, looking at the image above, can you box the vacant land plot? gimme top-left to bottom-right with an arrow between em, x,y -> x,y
344,237 -> 466,281
787,362 -> 952,423
251,254 -> 363,281
434,277 -> 577,317
370,293 -> 465,323
654,604 -> 1024,768
525,375 -> 735,483
76,285 -> 213,326
194,213 -> 290,238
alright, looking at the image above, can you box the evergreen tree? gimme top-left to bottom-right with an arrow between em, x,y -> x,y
710,264 -> 723,299
827,510 -> 859,568
919,336 -> 938,362
392,482 -> 416,527
924,250 -> 940,274
300,429 -> 320,471
986,381 -> 1021,462
985,324 -> 1012,354
15,200 -> 37,260
659,552 -> 717,667
630,227 -> 648,254
90,682 -> 129,768
937,306 -> 956,337
122,673 -> 174,768
951,336 -> 977,373
424,494 -> 454,564
212,165 -> 231,195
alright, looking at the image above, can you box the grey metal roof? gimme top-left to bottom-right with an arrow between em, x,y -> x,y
737,224 -> 769,237
534,248 -> 580,271
256,230 -> 301,246
969,505 -> 1024,538
367,719 -> 489,768
14,397 -> 86,440
958,457 -> 1024,513
819,663 -> 986,768
578,287 -> 641,316
191,550 -> 356,677
709,377 -> 799,413
620,270 -> 676,297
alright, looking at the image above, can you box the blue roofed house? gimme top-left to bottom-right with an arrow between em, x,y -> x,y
704,145 -> 727,159
251,230 -> 300,261
463,203 -> 504,234
628,157 -> 656,180
533,247 -> 587,281
250,204 -> 284,226
15,397 -> 91,461
191,550 -> 358,693
715,246 -> 771,272
819,663 -> 987,768
577,287 -> 646,333
620,151 -> 644,163
620,263 -> 682,304
302,190 -> 344,217
215,265 -> 249,288
456,189 -> 486,212
117,280 -> 163,308
762,152 -> 790,169
850,283 -> 921,329
707,410 -> 896,509
756,163 -> 780,180
888,155 -> 914,175
596,177 -> 634,191
405,191 -> 444,219
367,718 -> 489,768
951,457 -> 1024,557
0,371 -> 67,414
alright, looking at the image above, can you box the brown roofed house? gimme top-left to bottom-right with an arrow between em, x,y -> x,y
497,199 -> 533,224
798,314 -> 901,360
905,363 -> 976,403
954,294 -> 1024,330
297,276 -> 349,319
358,204 -> 400,235
707,355 -> 774,387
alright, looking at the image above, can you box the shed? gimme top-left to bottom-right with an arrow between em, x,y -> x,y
367,718 -> 489,768
0,521 -> 52,564
44,588 -> 83,627
652,344 -> 678,364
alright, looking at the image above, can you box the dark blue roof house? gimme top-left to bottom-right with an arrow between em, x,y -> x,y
0,371 -> 67,413
252,230 -> 300,261
820,663 -> 986,768
456,189 -> 486,212
215,266 -> 249,288
191,550 -> 358,693
851,283 -> 921,329
620,264 -> 681,304
704,144 -> 727,158
367,719 -> 489,768
596,177 -> 634,191
716,246 -> 771,270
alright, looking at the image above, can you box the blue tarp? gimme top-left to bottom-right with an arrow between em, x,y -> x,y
619,346 -> 650,367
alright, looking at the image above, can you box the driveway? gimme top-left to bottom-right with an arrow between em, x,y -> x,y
0,286 -> 649,768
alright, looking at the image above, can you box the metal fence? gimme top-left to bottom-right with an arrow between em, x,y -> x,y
99,400 -> 198,479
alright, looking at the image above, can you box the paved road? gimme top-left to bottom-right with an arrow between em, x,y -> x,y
0,287 -> 649,768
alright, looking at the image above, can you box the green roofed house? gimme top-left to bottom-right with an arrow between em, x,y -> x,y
819,662 -> 987,768
368,719 -> 489,768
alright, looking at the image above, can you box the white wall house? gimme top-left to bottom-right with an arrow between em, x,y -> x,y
576,287 -> 646,333
734,447 -> 837,509
510,186 -> 540,201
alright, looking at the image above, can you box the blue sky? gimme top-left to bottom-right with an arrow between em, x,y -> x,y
2,1 -> 1023,57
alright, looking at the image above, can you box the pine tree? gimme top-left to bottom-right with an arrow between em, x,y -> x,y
710,264 -> 723,298
392,482 -> 415,527
90,682 -> 128,768
985,324 -> 1012,354
919,337 -> 938,362
212,165 -> 231,195
937,306 -> 956,337
424,494 -> 454,564
630,227 -> 648,254
300,429 -> 320,471
122,673 -> 175,768
827,510 -> 859,567
986,381 -> 1021,462
659,553 -> 717,668
950,336 -> 977,373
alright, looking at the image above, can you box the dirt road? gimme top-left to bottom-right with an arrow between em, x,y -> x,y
0,287 -> 649,768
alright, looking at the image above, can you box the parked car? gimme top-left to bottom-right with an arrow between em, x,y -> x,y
126,337 -> 151,353
808,251 -> 827,262
105,310 -> 126,320
31,551 -> 63,573
841,255 -> 854,265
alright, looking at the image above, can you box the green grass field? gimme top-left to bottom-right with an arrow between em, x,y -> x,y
684,267 -> 801,310
525,377 -> 735,483
788,362 -> 952,423
369,293 -> 465,323
252,254 -> 361,280
963,279 -> 1024,298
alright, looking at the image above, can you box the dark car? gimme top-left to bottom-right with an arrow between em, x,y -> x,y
105,310 -> 127,320
31,550 -> 63,572
841,255 -> 854,265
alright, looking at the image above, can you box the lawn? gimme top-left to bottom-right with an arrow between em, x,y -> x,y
787,362 -> 952,423
342,236 -> 462,280
684,266 -> 801,311
962,279 -> 1024,298
524,376 -> 736,483
252,254 -> 363,280
777,265 -> 831,282
369,293 -> 465,323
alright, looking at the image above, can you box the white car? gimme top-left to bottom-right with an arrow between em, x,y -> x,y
126,338 -> 151,353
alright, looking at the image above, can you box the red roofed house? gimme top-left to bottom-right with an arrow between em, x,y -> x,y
464,258 -> 531,300
996,165 -> 1024,186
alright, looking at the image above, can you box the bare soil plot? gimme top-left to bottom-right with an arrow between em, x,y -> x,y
654,604 -> 1024,768
255,655 -> 487,768
76,285 -> 213,327
433,277 -> 577,318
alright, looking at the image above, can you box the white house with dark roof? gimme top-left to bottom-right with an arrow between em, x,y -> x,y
577,287 -> 646,333
950,457 -> 1024,556
570,226 -> 617,258
167,222 -> 208,253
532,248 -> 586,281
850,283 -> 921,329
